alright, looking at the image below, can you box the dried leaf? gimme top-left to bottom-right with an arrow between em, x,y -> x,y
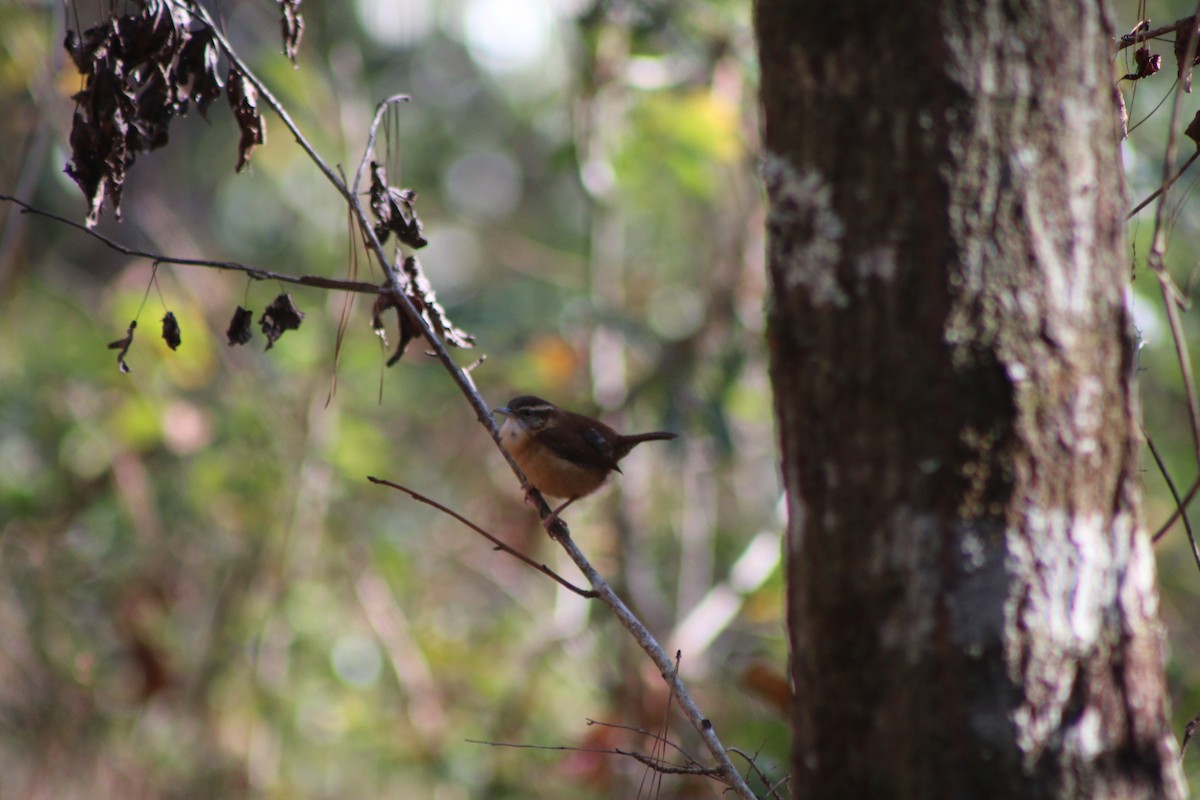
226,306 -> 254,345
1127,46 -> 1162,80
369,162 -> 428,249
372,293 -> 420,366
116,0 -> 180,64
280,0 -> 304,64
161,311 -> 181,350
1175,14 -> 1200,93
1187,111 -> 1200,149
373,257 -> 475,366
177,27 -> 223,118
108,320 -> 137,373
259,294 -> 304,350
63,26 -> 109,76
65,64 -> 133,226
227,67 -> 266,172
62,1 -> 224,225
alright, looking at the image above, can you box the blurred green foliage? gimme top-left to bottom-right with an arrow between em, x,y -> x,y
0,1 -> 783,798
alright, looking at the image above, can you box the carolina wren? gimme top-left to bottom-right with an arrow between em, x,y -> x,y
494,395 -> 676,527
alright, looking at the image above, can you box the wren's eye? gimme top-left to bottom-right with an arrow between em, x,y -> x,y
517,407 -> 550,428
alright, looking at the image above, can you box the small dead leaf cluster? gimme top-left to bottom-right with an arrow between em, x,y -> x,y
373,256 -> 475,366
366,163 -> 474,365
223,297 -> 310,350
221,294 -> 306,351
107,291 -> 308,372
369,162 -> 428,249
64,0 -> 300,226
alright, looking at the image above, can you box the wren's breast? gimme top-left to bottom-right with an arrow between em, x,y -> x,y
501,420 -> 607,500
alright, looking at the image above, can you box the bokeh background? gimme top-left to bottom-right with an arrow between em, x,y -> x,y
6,1 -> 1200,797
0,1 -> 782,798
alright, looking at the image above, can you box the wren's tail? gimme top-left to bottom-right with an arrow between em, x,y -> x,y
626,431 -> 677,445
613,431 -> 677,463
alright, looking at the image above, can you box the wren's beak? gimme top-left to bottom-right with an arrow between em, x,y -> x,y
493,406 -> 510,416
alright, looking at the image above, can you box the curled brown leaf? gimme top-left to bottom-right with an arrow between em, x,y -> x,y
161,311 -> 182,350
372,256 -> 474,366
259,294 -> 304,350
227,67 -> 266,172
108,320 -> 137,373
369,162 -> 427,249
226,306 -> 254,346
280,0 -> 304,64
1175,14 -> 1200,93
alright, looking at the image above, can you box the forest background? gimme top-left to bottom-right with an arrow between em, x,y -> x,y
0,0 -> 1198,797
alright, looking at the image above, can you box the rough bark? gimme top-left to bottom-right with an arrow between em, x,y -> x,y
756,1 -> 1186,797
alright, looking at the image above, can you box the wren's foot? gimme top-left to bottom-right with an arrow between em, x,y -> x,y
522,487 -> 561,530
541,497 -> 578,531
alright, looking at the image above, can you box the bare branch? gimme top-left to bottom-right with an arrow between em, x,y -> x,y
0,194 -> 381,295
1144,429 -> 1200,578
1128,150 -> 1200,219
1118,16 -> 1198,52
586,718 -> 701,765
1153,474 -> 1200,542
728,746 -> 790,800
353,94 -> 411,211
465,738 -> 724,777
366,477 -> 596,598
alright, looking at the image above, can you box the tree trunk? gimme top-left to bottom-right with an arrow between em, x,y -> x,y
755,1 -> 1186,797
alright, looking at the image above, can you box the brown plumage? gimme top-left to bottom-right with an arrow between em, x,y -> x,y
494,395 -> 676,526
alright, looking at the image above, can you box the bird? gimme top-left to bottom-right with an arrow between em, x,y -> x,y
493,395 -> 676,528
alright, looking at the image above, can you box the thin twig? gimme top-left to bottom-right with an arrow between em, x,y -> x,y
728,746 -> 790,800
366,477 -> 595,598
724,748 -> 792,800
0,194 -> 382,294
1144,427 -> 1192,536
465,738 -> 723,777
1129,150 -> 1200,219
1143,429 -> 1200,576
1117,15 -> 1197,51
639,650 -> 682,799
587,718 -> 700,766
352,94 -> 411,206
1153,474 -> 1200,541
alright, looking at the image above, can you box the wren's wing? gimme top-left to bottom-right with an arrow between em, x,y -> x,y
537,423 -> 622,472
